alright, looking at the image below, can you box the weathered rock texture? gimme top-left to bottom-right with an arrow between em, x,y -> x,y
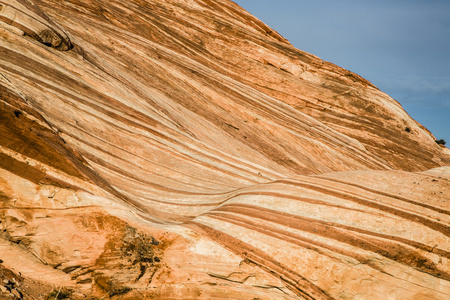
0,0 -> 449,299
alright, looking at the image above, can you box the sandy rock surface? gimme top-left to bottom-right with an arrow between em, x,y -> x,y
1,0 -> 449,299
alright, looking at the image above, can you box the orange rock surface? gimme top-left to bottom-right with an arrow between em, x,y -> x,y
0,0 -> 449,299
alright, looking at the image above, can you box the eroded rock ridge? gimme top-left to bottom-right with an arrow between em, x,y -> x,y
0,0 -> 449,299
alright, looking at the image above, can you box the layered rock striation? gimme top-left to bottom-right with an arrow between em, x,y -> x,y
0,0 -> 449,299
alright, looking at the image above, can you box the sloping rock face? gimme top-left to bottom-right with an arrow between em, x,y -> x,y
0,0 -> 449,299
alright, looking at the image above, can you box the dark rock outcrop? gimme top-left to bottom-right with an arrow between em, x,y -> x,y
0,0 -> 72,50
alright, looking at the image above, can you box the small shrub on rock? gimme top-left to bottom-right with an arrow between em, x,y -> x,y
436,139 -> 446,146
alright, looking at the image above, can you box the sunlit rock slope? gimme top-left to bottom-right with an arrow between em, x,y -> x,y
1,0 -> 449,299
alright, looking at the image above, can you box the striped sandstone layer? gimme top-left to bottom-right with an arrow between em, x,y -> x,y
0,0 -> 449,299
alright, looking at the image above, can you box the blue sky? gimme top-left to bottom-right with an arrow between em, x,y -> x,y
233,0 -> 450,144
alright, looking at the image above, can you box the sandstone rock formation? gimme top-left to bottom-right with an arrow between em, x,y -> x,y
0,0 -> 449,299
